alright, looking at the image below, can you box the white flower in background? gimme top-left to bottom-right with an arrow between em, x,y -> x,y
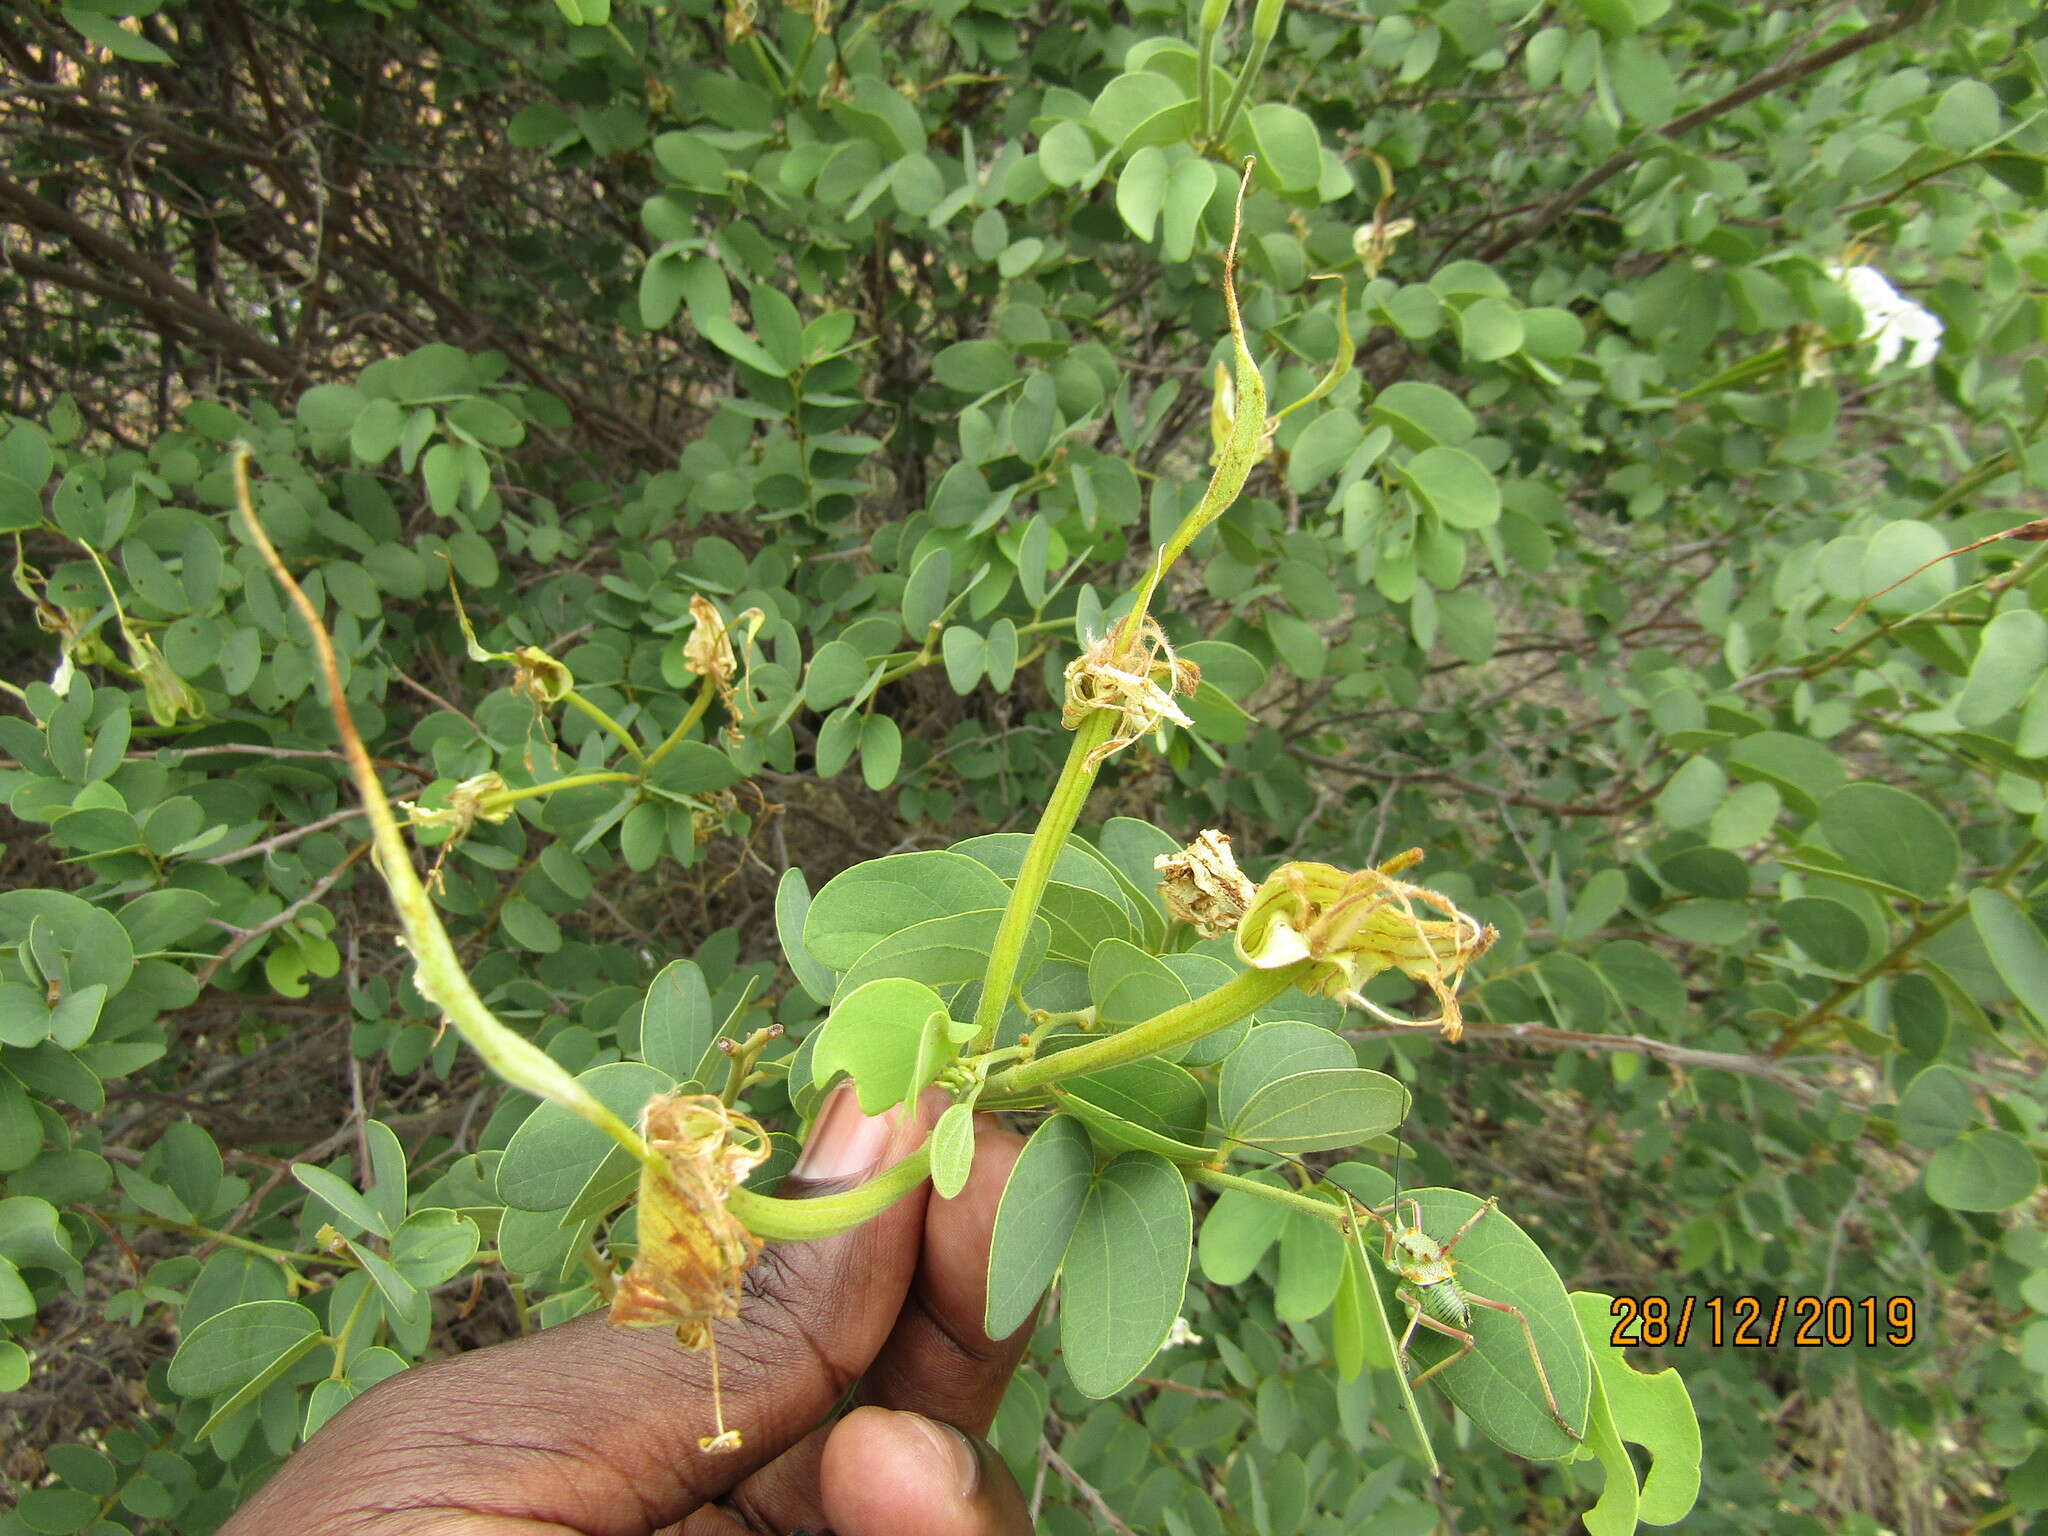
1163,1316 -> 1204,1349
1826,263 -> 1944,371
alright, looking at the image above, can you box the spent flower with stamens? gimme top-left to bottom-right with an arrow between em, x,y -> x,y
609,1092 -> 771,1452
1235,851 -> 1496,1041
1155,829 -> 1257,938
681,595 -> 765,731
1061,618 -> 1201,769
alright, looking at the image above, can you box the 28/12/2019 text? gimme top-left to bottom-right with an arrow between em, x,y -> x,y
1610,1295 -> 1917,1350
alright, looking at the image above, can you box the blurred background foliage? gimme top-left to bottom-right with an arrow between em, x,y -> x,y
2,0 -> 2047,1529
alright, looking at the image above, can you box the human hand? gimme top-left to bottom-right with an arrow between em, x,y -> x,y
221,1086 -> 1036,1535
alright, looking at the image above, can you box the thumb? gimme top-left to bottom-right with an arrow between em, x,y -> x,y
222,1084 -> 939,1536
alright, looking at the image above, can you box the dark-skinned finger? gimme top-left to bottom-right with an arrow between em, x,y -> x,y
820,1407 -> 1034,1536
689,1110 -> 1032,1535
857,1113 -> 1035,1433
220,1088 -> 942,1536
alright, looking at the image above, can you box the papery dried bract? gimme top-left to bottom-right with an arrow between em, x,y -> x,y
1236,851 -> 1496,1041
1155,829 -> 1257,939
1061,618 -> 1201,769
609,1092 -> 769,1451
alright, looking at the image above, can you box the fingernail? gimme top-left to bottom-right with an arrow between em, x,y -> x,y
790,1082 -> 900,1183
900,1412 -> 980,1501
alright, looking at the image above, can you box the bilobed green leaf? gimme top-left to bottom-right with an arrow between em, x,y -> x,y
804,851 -> 1013,969
775,869 -> 839,1006
1060,1152 -> 1193,1398
1054,1059 -> 1209,1158
1562,869 -> 1629,943
1391,1189 -> 1589,1460
810,977 -> 955,1115
1895,1064 -> 1974,1149
1956,609 -> 2048,727
941,625 -> 985,692
496,1061 -> 673,1211
1369,381 -> 1476,448
1219,1023 -> 1355,1126
1818,782 -> 1959,901
901,548 -> 952,636
985,1114 -> 1093,1338
1926,1129 -> 2039,1212
1227,1069 -> 1409,1155
1246,102 -> 1321,191
1116,145 -> 1170,240
1856,521 -> 1956,616
1398,447 -> 1500,528
166,1298 -> 322,1400
1969,889 -> 2048,1041
829,700 -> 890,786
1654,756 -> 1725,830
804,640 -> 871,711
1454,297 -> 1524,362
1778,897 -> 1876,972
1198,1171 -> 1290,1284
1088,938 -> 1190,1028
1030,881 -> 1136,964
1928,79 -> 2000,151
1275,1203 -> 1347,1321
929,1100 -> 978,1199
933,341 -> 1018,394
391,1209 -> 481,1287
834,908 -> 1047,999
291,1162 -> 391,1240
1725,732 -> 1846,818
1570,1292 -> 1704,1527
640,960 -> 715,1080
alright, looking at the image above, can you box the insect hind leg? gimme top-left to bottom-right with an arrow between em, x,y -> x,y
1466,1292 -> 1581,1441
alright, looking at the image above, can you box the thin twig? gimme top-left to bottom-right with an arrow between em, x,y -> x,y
205,805 -> 366,865
1477,0 -> 1936,261
195,841 -> 370,988
1038,1439 -> 1139,1535
1349,1018 -> 1873,1109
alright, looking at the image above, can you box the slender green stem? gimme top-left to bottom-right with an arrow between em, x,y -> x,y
101,1209 -> 320,1272
561,690 -> 645,763
643,677 -> 715,771
327,1280 -> 377,1377
233,449 -> 658,1169
787,6 -> 823,95
1191,1165 -> 1352,1232
1211,0 -> 1280,147
1770,836 -> 2044,1055
967,169 -> 1270,1055
728,1143 -> 933,1240
987,962 -> 1308,1095
968,713 -> 1115,1049
1196,0 -> 1224,139
476,772 -> 636,814
1673,343 -> 1793,402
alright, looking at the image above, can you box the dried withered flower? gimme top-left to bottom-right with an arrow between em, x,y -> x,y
609,1092 -> 771,1452
1235,850 -> 1496,1042
681,594 -> 765,730
1155,829 -> 1257,939
1061,618 -> 1201,770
